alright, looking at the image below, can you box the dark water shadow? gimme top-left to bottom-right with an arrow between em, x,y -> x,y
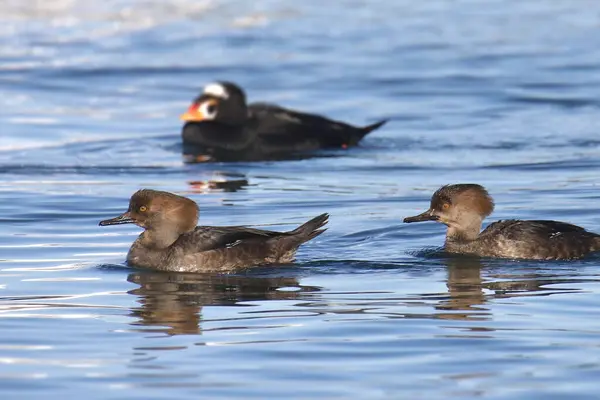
126,271 -> 321,335
182,146 -> 349,164
295,252 -> 600,326
123,251 -> 600,336
430,254 -> 600,322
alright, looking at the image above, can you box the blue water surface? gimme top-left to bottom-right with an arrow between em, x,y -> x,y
1,1 -> 600,399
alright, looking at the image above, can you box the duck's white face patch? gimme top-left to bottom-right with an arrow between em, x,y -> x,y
203,83 -> 229,99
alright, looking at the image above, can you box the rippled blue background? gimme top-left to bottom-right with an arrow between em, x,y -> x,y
2,1 -> 600,398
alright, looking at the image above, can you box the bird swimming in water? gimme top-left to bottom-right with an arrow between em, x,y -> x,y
403,183 -> 600,260
99,189 -> 328,272
180,81 -> 387,162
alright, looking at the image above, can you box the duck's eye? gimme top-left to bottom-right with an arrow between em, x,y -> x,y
139,205 -> 148,212
442,203 -> 450,210
198,100 -> 218,119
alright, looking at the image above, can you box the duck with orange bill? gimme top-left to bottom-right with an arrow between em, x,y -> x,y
180,81 -> 387,162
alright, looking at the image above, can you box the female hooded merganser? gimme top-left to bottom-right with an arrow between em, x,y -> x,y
99,189 -> 328,273
403,184 -> 600,260
180,81 -> 387,161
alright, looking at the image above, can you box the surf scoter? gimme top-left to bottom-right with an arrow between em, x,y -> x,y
180,81 -> 387,161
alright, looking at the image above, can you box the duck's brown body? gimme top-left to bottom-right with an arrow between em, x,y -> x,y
127,217 -> 328,273
100,189 -> 328,273
445,219 -> 600,260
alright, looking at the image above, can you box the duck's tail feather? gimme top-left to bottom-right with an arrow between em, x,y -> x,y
359,119 -> 387,136
346,119 -> 387,145
289,213 -> 329,244
270,213 -> 328,263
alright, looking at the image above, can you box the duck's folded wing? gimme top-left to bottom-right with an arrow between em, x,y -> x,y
483,219 -> 591,239
248,102 -> 357,146
182,226 -> 285,252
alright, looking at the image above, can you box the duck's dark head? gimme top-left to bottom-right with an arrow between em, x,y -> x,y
180,81 -> 248,126
404,184 -> 494,239
100,189 -> 199,248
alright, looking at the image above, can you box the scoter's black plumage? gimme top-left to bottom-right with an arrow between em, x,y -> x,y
99,189 -> 328,273
404,184 -> 600,260
180,81 -> 387,161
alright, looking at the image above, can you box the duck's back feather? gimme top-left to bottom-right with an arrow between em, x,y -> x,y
249,102 -> 386,148
466,219 -> 600,260
127,214 -> 329,272
178,225 -> 285,253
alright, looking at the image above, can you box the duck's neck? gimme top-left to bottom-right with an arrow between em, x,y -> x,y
139,228 -> 181,249
445,217 -> 483,246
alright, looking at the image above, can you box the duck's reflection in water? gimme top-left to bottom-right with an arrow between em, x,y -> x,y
127,271 -> 321,335
435,255 -> 584,321
187,178 -> 248,194
186,171 -> 249,194
435,257 -> 487,321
